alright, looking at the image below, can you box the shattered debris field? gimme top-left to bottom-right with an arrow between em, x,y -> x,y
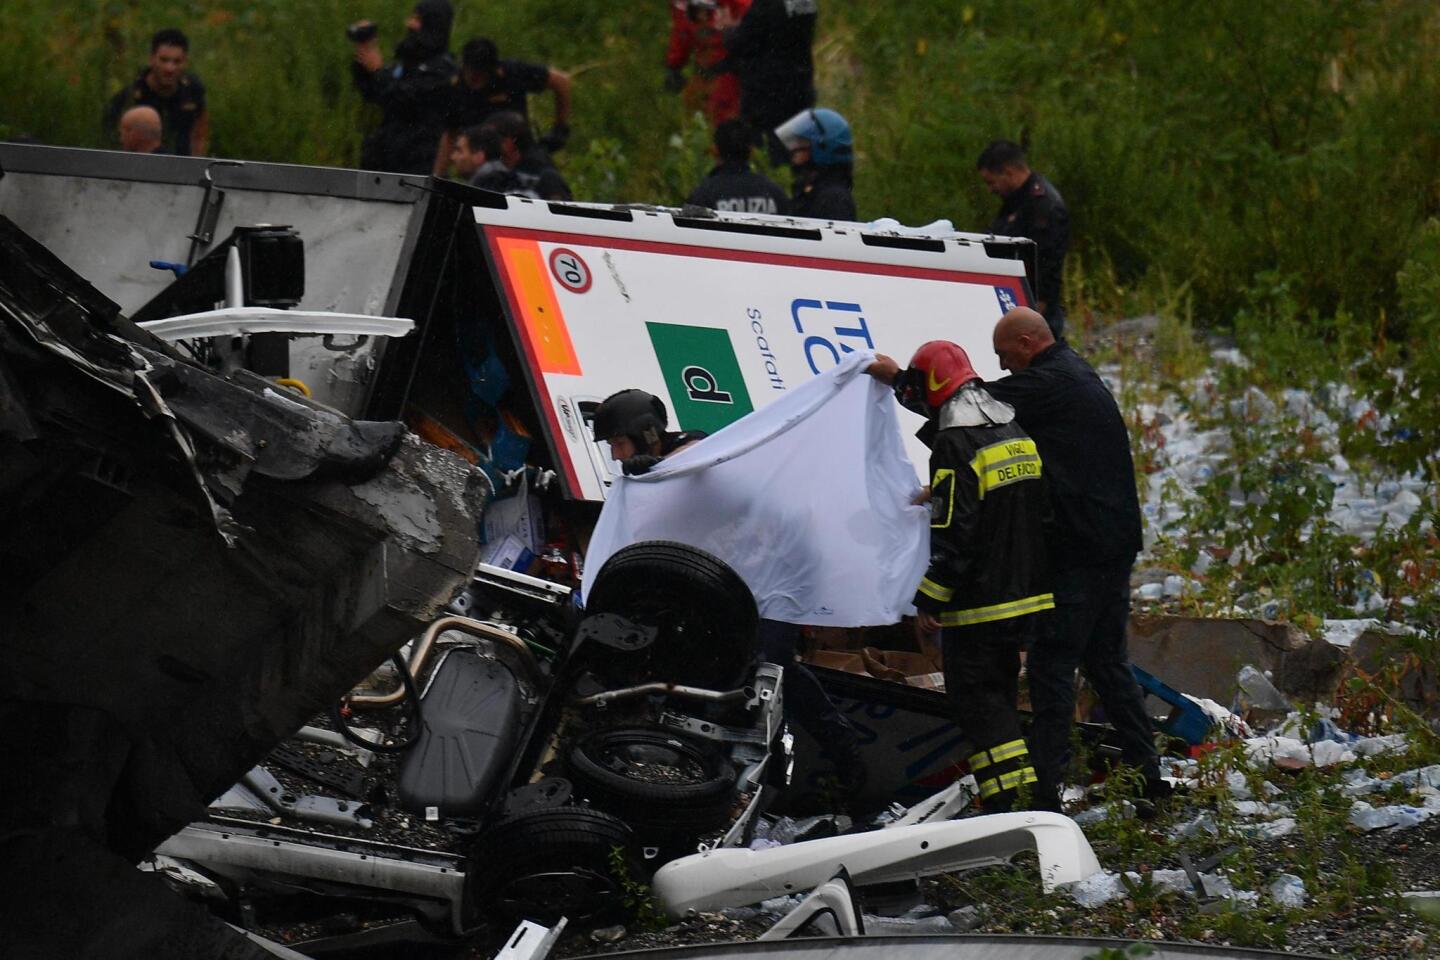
214,322 -> 1438,960
557,320 -> 1440,960
4,143 -> 1438,960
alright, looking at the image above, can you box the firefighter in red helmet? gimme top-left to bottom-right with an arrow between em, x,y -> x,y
869,342 -> 1053,812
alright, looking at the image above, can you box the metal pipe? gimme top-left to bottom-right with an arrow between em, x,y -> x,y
224,245 -> 244,307
572,682 -> 750,708
349,615 -> 538,708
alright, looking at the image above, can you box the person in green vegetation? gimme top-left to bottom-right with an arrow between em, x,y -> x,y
978,141 -> 1070,339
350,0 -> 458,175
103,28 -> 208,157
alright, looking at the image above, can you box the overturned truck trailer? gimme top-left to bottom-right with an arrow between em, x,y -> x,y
0,143 -> 1051,820
0,142 -> 1038,488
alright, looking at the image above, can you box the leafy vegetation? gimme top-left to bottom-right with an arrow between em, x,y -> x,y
607,845 -> 668,932
5,3 -> 1439,322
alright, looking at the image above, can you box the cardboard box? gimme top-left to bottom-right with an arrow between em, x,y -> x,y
482,491 -> 544,554
480,533 -> 533,572
808,649 -> 867,674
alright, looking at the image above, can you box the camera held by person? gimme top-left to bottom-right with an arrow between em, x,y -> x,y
346,20 -> 379,43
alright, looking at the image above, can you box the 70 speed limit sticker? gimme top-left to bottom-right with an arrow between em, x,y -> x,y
548,248 -> 592,294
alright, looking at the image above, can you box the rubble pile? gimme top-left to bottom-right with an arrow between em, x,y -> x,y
575,330 -> 1440,959
1119,346 -> 1432,621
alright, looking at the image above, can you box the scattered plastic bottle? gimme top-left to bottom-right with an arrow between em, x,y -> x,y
1235,664 -> 1290,713
1270,873 -> 1307,907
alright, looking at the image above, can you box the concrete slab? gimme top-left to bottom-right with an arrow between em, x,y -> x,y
1127,615 -> 1348,706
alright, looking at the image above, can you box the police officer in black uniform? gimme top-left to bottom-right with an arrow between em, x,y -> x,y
435,38 -> 573,177
103,28 -> 208,156
870,342 -> 1053,813
775,108 -> 856,221
723,0 -> 817,164
685,120 -> 788,214
350,0 -> 458,175
477,112 -> 572,201
978,140 -> 1071,339
986,306 -> 1165,814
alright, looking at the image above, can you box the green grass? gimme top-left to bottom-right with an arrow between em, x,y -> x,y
6,2 -> 1440,331
9,3 -> 1440,488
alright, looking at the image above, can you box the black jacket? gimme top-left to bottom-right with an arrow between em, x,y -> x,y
725,0 -> 817,129
103,70 -> 206,156
984,343 -> 1142,571
791,166 -> 855,221
513,147 -> 572,201
352,2 -> 457,174
686,161 -> 788,214
914,409 -> 1052,629
989,172 -> 1069,330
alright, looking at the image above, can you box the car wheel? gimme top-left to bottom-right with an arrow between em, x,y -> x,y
465,806 -> 638,924
568,726 -> 736,834
582,541 -> 757,687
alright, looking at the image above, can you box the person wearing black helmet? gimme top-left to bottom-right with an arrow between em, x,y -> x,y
590,388 -> 706,477
477,110 -> 573,201
350,0 -> 458,174
868,342 -> 1053,813
775,107 -> 856,222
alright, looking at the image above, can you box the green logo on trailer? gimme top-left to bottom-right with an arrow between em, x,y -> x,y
645,322 -> 754,434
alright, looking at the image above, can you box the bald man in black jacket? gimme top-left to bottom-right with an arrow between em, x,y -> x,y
985,307 -> 1164,813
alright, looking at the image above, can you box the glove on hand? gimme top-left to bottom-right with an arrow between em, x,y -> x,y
539,122 -> 570,152
621,454 -> 662,476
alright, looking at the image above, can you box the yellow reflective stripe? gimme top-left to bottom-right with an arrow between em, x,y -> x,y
931,469 -> 955,528
968,739 -> 1029,773
977,766 -> 1038,798
968,438 -> 1042,499
939,593 -> 1055,627
918,577 -> 955,603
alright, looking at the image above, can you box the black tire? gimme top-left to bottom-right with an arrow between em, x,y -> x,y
465,806 -> 638,924
582,541 -> 758,687
568,726 -> 736,834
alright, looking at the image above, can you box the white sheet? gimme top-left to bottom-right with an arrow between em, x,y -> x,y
582,351 -> 930,626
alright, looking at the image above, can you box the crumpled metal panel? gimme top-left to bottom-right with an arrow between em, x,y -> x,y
0,215 -> 485,957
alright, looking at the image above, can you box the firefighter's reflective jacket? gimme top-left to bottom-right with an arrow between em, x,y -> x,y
913,383 -> 1053,628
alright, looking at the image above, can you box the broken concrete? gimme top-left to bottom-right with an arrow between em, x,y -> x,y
1127,614 -> 1348,706
0,215 -> 484,957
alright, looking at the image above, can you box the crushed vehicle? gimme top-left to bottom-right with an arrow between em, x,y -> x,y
155,539 -> 790,944
0,144 -> 1131,955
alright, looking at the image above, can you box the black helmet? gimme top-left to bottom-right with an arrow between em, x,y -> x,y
592,389 -> 668,449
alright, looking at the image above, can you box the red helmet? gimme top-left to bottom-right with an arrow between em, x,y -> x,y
894,340 -> 979,414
